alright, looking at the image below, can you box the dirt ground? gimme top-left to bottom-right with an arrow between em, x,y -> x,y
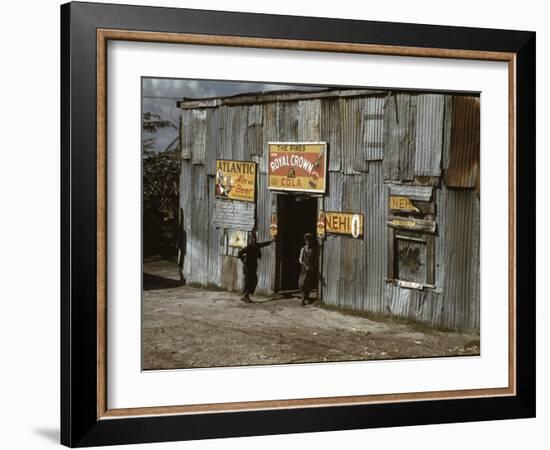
142,257 -> 480,370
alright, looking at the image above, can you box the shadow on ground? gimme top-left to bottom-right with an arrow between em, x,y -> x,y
143,273 -> 183,291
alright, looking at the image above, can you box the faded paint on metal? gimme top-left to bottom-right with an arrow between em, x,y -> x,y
212,199 -> 255,231
445,96 -> 480,188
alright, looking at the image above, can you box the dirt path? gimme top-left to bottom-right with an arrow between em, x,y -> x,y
142,258 -> 479,370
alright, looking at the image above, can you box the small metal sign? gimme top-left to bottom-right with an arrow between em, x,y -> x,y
215,159 -> 256,202
267,142 -> 327,193
389,196 -> 420,212
325,212 -> 364,238
227,229 -> 248,249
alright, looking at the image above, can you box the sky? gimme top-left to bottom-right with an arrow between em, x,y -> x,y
142,78 -> 324,152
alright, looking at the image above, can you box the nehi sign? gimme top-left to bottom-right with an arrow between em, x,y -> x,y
325,211 -> 364,238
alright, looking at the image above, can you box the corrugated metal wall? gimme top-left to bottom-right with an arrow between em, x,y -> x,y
178,89 -> 480,332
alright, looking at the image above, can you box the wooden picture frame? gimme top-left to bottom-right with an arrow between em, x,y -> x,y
61,1 -> 535,446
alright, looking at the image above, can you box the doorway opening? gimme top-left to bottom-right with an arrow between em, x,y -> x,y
276,194 -> 318,293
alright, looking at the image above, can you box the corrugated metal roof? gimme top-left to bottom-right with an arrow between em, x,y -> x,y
414,94 -> 444,177
445,96 -> 480,188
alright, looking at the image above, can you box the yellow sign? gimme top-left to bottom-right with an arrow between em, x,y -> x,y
268,142 -> 327,193
325,212 -> 364,238
215,160 -> 256,202
389,196 -> 419,212
391,219 -> 417,228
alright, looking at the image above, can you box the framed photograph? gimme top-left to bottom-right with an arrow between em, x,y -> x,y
61,1 -> 535,447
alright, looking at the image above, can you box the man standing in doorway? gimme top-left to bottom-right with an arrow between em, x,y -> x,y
299,233 -> 316,307
238,233 -> 275,303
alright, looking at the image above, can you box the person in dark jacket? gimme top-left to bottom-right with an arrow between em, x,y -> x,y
238,233 -> 275,303
298,233 -> 316,307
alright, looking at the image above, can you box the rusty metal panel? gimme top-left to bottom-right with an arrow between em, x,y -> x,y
212,199 -> 255,230
445,96 -> 480,188
320,97 -> 342,172
205,107 -> 221,176
256,174 -> 276,295
298,99 -> 321,141
383,93 -> 416,181
414,94 -> 445,177
441,96 -> 454,171
247,104 -> 263,157
363,95 -> 385,161
440,187 -> 480,332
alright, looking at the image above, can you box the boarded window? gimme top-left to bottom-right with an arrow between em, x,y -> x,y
386,185 -> 436,287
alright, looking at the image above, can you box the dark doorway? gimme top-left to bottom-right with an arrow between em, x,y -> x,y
276,195 -> 318,292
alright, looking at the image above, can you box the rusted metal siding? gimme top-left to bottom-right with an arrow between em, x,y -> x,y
178,88 -> 480,332
383,93 -> 417,181
440,187 -> 480,331
414,94 -> 445,177
445,96 -> 480,188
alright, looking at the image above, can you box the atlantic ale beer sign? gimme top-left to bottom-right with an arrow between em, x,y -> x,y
267,142 -> 327,193
215,159 -> 256,202
325,212 -> 364,238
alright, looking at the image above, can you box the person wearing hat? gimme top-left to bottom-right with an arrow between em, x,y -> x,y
298,233 -> 316,307
238,233 -> 275,303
